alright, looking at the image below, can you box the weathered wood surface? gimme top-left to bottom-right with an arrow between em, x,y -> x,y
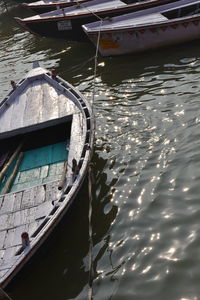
68,110 -> 86,163
0,79 -> 76,138
0,180 -> 61,276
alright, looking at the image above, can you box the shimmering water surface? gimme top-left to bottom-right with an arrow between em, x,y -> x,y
1,1 -> 200,299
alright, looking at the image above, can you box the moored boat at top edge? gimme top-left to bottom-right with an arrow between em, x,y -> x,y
82,0 -> 200,56
0,63 -> 94,289
15,0 -> 180,41
22,0 -> 92,14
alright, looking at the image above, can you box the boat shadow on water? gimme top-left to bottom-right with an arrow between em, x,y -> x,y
7,150 -> 118,300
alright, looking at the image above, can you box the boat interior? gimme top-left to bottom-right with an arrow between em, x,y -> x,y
0,120 -> 71,195
122,0 -> 151,4
162,2 -> 200,19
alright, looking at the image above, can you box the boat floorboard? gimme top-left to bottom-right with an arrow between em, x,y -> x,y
0,180 -> 61,274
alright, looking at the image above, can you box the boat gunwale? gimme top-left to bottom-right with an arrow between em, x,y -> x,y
23,0 -> 90,8
16,0 -> 175,23
83,10 -> 200,34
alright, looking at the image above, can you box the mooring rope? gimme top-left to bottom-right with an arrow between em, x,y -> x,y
87,16 -> 103,300
74,0 -> 103,21
92,19 -> 103,108
88,162 -> 94,300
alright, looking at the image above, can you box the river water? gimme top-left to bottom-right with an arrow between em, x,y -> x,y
1,1 -> 200,300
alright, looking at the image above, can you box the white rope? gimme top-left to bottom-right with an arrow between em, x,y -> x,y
92,19 -> 103,108
87,18 -> 103,300
74,0 -> 103,21
88,163 -> 94,300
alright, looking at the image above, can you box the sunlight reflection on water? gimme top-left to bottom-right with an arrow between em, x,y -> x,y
2,4 -> 200,299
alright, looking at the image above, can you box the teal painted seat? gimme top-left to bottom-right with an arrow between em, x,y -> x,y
0,141 -> 69,194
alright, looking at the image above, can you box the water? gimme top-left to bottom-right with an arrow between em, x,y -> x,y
1,1 -> 200,299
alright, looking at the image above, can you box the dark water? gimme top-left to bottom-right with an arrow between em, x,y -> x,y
1,1 -> 200,299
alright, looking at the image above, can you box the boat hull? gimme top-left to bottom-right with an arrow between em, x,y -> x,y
23,0 -> 90,14
17,15 -> 96,41
0,65 -> 95,289
16,0 -> 178,41
24,4 -> 72,14
94,18 -> 200,56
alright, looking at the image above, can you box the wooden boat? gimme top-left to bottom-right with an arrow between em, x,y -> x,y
0,63 -> 94,289
82,0 -> 200,56
22,0 -> 92,14
15,0 -> 179,41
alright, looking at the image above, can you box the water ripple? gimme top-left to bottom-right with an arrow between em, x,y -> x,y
2,6 -> 200,299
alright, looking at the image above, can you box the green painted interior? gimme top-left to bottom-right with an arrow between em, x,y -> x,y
0,141 -> 69,194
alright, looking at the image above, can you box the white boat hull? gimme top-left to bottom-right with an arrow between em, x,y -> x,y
82,0 -> 200,56
88,18 -> 200,56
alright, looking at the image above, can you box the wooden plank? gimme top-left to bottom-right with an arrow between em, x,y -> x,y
67,112 -> 86,173
55,161 -> 65,175
42,163 -> 64,184
3,223 -> 30,249
10,93 -> 26,131
20,189 -> 31,210
7,210 -> 22,229
20,187 -> 38,210
12,224 -> 27,247
2,246 -> 18,262
28,219 -> 43,237
11,181 -> 40,193
0,78 -> 29,135
0,194 -> 15,214
3,229 -> 15,249
6,207 -> 35,230
45,181 -> 60,203
0,103 -> 13,134
13,191 -> 23,211
0,215 -> 8,232
48,164 -> 57,177
0,250 -> 5,260
1,246 -> 19,268
35,184 -> 46,205
14,168 -> 41,187
19,207 -> 36,226
0,231 -> 6,250
0,269 -> 9,278
40,165 -> 49,180
40,83 -> 59,121
26,207 -> 37,224
23,81 -> 42,127
35,201 -> 54,220
58,93 -> 75,118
